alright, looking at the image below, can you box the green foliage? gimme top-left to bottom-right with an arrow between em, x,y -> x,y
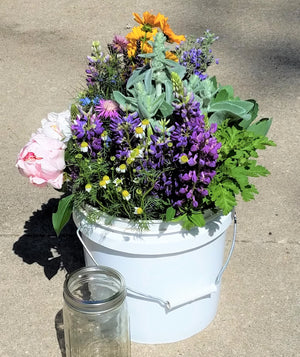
113,32 -> 186,126
184,75 -> 273,136
52,194 -> 74,236
207,123 -> 276,215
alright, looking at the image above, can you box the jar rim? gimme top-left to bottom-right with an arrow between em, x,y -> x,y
63,266 -> 126,312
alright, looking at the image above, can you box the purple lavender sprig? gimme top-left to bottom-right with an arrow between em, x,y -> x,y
176,30 -> 219,80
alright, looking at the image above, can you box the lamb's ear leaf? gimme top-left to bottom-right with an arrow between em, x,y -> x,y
52,194 -> 74,236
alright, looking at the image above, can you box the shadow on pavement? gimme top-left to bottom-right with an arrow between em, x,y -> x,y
55,309 -> 66,357
13,198 -> 85,279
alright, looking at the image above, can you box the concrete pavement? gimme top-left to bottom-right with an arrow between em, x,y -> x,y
1,0 -> 299,356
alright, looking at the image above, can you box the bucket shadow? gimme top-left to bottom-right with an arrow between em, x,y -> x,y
13,198 -> 85,279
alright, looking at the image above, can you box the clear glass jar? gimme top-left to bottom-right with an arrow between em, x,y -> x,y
63,266 -> 130,357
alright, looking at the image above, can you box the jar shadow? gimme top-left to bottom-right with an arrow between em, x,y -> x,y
55,309 -> 66,357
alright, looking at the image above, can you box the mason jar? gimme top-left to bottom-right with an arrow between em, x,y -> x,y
63,266 -> 130,357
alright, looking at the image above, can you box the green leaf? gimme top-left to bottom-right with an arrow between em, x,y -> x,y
209,100 -> 254,117
166,206 -> 176,221
160,101 -> 174,117
189,212 -> 206,227
52,194 -> 74,236
208,111 -> 228,125
214,87 -> 231,102
247,118 -> 273,136
240,184 -> 259,201
182,216 -> 196,230
211,185 -> 237,215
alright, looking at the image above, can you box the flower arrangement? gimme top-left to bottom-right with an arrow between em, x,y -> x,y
16,11 -> 275,234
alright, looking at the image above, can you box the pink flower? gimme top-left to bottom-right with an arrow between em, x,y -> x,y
16,132 -> 66,189
95,99 -> 120,119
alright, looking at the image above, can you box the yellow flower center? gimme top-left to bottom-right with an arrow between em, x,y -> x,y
135,207 -> 143,215
180,155 -> 189,164
141,119 -> 150,126
122,190 -> 131,200
135,127 -> 144,134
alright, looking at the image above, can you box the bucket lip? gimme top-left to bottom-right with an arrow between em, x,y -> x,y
73,206 -> 234,255
63,266 -> 126,312
74,204 -> 226,229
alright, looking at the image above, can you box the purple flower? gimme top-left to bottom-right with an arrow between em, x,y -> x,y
112,35 -> 129,54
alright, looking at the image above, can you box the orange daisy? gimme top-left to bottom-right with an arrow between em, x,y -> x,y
166,51 -> 179,62
133,11 -> 159,27
126,25 -> 157,57
161,23 -> 186,44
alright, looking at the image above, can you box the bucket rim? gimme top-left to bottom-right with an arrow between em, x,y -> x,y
73,207 -> 234,255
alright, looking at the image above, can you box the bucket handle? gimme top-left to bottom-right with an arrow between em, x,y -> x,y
76,212 -> 237,311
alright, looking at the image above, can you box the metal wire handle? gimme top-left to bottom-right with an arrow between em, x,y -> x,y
76,212 -> 237,310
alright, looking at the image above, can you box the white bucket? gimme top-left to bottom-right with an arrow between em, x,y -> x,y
73,208 -> 236,344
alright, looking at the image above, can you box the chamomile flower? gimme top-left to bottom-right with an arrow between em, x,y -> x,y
99,175 -> 110,188
113,177 -> 123,186
122,190 -> 131,201
134,207 -> 143,215
101,130 -> 108,141
134,126 -> 145,139
116,164 -> 127,173
141,119 -> 150,129
80,141 -> 89,152
102,175 -> 110,184
85,183 -> 92,192
99,180 -> 107,188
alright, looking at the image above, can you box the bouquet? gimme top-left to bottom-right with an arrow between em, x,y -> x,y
16,11 -> 275,234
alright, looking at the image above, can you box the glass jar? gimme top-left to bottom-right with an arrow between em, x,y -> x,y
63,266 -> 130,357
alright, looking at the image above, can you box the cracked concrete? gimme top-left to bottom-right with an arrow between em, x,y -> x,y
1,0 -> 299,356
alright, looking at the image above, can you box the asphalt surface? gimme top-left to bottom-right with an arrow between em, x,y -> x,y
1,0 -> 299,356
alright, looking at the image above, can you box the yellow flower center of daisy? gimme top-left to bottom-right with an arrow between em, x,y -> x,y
135,207 -> 143,215
122,190 -> 130,198
81,141 -> 88,147
103,175 -> 110,182
135,127 -> 144,134
119,164 -> 126,170
99,180 -> 106,187
141,119 -> 150,126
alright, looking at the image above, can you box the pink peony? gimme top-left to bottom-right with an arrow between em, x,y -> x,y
16,132 -> 66,189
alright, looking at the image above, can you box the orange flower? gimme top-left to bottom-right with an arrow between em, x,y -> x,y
166,51 -> 179,62
126,25 -> 157,57
133,11 -> 185,44
133,11 -> 159,27
161,23 -> 186,44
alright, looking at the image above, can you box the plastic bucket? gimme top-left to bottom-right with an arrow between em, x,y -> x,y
73,208 -> 236,344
